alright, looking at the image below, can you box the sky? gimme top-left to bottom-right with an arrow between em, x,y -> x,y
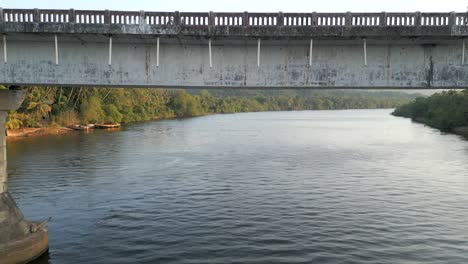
0,0 -> 467,12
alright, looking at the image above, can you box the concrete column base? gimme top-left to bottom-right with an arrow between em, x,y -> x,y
0,89 -> 48,264
0,89 -> 26,194
0,192 -> 48,264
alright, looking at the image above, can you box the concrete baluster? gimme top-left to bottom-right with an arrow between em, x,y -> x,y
33,8 -> 39,23
277,12 -> 284,26
449,12 -> 455,27
415,12 -> 421,26
380,12 -> 387,26
104,9 -> 110,25
69,9 -> 75,24
345,12 -> 352,26
312,12 -> 317,26
139,10 -> 145,27
208,11 -> 214,34
243,12 -> 248,35
174,11 -> 180,26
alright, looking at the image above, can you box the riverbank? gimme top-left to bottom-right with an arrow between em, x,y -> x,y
6,114 -> 188,140
401,117 -> 468,138
6,107 -> 401,141
6,127 -> 74,139
392,90 -> 468,138
8,87 -> 418,137
452,126 -> 468,138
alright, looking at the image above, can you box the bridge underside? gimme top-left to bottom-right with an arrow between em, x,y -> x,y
2,33 -> 468,89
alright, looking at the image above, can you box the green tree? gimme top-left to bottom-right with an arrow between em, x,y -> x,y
80,96 -> 104,124
104,104 -> 123,123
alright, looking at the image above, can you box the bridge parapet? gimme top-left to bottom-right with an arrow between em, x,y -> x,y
1,9 -> 468,38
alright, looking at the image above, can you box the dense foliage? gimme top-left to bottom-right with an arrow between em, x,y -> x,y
6,87 -> 418,129
392,90 -> 468,131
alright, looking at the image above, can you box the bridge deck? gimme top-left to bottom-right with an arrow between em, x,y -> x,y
1,9 -> 468,89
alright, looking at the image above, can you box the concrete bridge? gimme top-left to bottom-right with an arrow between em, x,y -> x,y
2,8 -> 468,262
0,9 -> 468,89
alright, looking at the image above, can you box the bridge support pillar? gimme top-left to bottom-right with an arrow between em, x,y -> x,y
0,112 -> 7,193
0,89 -> 49,264
0,89 -> 25,193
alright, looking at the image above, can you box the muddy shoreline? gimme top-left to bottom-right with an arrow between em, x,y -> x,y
6,127 -> 74,139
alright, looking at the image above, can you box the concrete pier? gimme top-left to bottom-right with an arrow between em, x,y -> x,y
0,89 -> 24,193
0,89 -> 49,264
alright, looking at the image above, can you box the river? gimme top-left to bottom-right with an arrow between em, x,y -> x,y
7,109 -> 468,264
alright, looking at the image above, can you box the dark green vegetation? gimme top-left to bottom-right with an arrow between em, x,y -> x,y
393,90 -> 468,133
6,87 -> 418,129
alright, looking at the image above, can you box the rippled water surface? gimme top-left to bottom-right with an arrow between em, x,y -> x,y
7,109 -> 468,264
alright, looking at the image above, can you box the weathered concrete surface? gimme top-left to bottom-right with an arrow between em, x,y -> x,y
1,10 -> 468,39
0,192 -> 48,264
0,90 -> 24,193
2,22 -> 467,39
1,9 -> 468,89
0,89 -> 26,111
1,35 -> 468,89
0,192 -> 30,244
0,89 -> 48,264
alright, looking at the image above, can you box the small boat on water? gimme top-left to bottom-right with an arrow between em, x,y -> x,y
70,124 -> 93,131
94,123 -> 121,129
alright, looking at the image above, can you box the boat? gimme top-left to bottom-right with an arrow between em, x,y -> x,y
94,123 -> 121,129
70,124 -> 93,131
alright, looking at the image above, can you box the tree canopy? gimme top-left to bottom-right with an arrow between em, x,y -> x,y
6,86 -> 418,129
393,90 -> 468,131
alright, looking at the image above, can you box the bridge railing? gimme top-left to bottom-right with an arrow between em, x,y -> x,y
282,13 -> 309,26
317,13 -> 346,26
248,13 -> 278,26
1,9 -> 467,28
179,12 -> 208,26
145,12 -> 175,26
213,13 -> 244,26
2,8 -> 35,22
111,11 -> 138,25
420,13 -> 450,26
349,13 -> 381,26
75,10 -> 106,24
455,13 -> 468,25
385,13 -> 416,26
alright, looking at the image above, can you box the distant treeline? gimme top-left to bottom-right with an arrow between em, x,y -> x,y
6,87 -> 419,129
393,90 -> 468,131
